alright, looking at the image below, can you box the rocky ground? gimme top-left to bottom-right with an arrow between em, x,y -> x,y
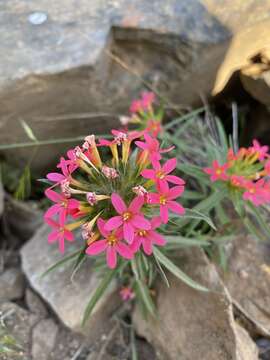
1,181 -> 270,360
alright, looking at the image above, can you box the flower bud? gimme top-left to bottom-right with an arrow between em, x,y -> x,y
102,165 -> 119,179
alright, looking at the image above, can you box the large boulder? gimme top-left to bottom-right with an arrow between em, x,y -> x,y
1,1 -> 270,172
20,224 -> 118,341
133,247 -> 258,360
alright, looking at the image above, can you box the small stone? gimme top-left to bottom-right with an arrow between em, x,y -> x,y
21,224 -> 118,341
0,267 -> 25,300
31,319 -> 58,360
0,302 -> 39,359
25,288 -> 48,318
28,12 -> 48,25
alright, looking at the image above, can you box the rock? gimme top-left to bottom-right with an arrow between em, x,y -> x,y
20,224 -> 118,340
256,337 -> 270,360
25,288 -> 48,318
1,1 -> 270,172
133,247 -> 258,360
0,302 -> 39,360
219,235 -> 270,337
4,195 -> 43,241
0,267 -> 25,301
213,19 -> 270,95
31,318 -> 58,360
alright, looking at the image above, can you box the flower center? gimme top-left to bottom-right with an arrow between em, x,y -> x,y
123,211 -> 132,221
159,195 -> 167,205
156,170 -> 165,179
107,234 -> 118,245
138,230 -> 147,237
216,169 -> 222,175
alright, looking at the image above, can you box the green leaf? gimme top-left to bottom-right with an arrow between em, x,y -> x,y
180,208 -> 216,230
163,107 -> 205,130
82,268 -> 118,326
153,254 -> 170,287
153,248 -> 208,292
135,279 -> 156,317
246,202 -> 270,237
14,166 -> 31,200
194,188 -> 227,213
40,249 -> 82,278
165,235 -> 210,247
20,120 -> 38,142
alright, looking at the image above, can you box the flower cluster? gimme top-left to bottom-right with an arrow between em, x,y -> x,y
204,140 -> 270,207
120,91 -> 163,137
44,120 -> 185,269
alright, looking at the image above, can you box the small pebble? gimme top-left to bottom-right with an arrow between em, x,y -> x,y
28,12 -> 48,25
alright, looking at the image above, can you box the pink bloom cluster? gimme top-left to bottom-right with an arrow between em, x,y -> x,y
204,140 -> 270,207
44,105 -> 185,269
121,91 -> 162,137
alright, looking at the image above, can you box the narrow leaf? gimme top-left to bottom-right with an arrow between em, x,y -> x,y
20,120 -> 38,142
153,248 -> 208,292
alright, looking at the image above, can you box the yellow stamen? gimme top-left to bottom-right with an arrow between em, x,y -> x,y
159,195 -> 167,205
138,230 -> 147,237
110,143 -> 119,167
107,234 -> 118,245
156,170 -> 165,179
123,212 -> 132,221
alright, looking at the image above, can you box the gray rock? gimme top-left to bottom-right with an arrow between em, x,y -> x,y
31,318 -> 58,360
219,235 -> 270,337
25,288 -> 48,318
0,267 -> 25,301
4,195 -> 43,241
0,302 -> 40,360
1,1 -> 270,172
133,247 -> 258,360
20,224 -> 118,341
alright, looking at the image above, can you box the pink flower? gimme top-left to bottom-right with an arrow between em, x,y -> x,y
146,119 -> 162,137
204,160 -> 229,182
141,92 -> 155,110
130,217 -> 166,255
105,194 -> 151,244
45,213 -> 74,253
86,218 -> 133,269
148,182 -> 185,223
120,287 -> 135,301
265,160 -> 270,175
250,139 -> 269,160
135,132 -> 174,162
242,179 -> 267,206
129,99 -> 143,114
230,175 -> 245,188
141,158 -> 185,186
44,189 -> 80,219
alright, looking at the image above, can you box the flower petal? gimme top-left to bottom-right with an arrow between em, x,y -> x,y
142,238 -> 152,255
131,215 -> 151,230
129,196 -> 144,213
106,246 -> 117,269
167,186 -> 184,200
116,242 -> 133,259
111,193 -> 127,214
45,189 -> 63,203
141,169 -> 155,179
68,199 -> 80,209
44,204 -> 61,218
46,173 -> 65,182
105,216 -> 123,231
130,237 -> 142,253
148,230 -> 166,246
160,205 -> 169,223
64,230 -> 74,242
97,218 -> 109,237
48,231 -> 59,243
86,240 -> 107,255
168,201 -> 185,215
166,175 -> 185,185
123,222 -> 135,244
162,158 -> 177,174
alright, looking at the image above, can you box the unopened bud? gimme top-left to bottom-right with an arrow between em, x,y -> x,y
86,192 -> 97,206
132,185 -> 147,197
102,165 -> 119,179
114,132 -> 128,145
60,179 -> 71,198
119,116 -> 131,126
